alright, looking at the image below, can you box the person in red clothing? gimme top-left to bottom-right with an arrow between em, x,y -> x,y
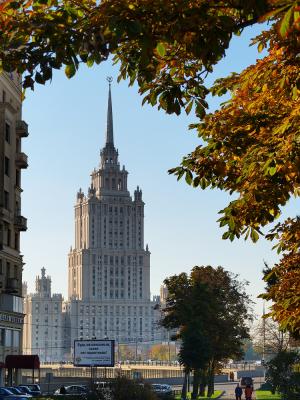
245,385 -> 253,400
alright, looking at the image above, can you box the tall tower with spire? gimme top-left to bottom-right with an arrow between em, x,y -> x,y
66,81 -> 159,347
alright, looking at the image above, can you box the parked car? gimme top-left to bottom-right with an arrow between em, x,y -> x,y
21,386 -> 40,395
6,388 -> 31,398
151,384 -> 173,398
0,387 -> 28,400
17,386 -> 40,397
240,377 -> 254,389
54,385 -> 89,396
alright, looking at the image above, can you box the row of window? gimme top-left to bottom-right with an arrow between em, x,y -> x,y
0,259 -> 19,278
0,327 -> 20,348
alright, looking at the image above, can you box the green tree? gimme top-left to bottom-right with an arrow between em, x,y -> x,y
265,350 -> 300,400
161,266 -> 252,398
0,0 -> 299,333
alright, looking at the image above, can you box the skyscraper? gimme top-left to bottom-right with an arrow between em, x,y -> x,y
66,81 -> 160,353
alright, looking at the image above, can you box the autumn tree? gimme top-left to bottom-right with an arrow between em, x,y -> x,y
0,0 -> 299,333
161,266 -> 252,398
147,343 -> 176,362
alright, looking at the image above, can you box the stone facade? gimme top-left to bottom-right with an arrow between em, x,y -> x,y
65,83 -> 161,356
23,268 -> 64,362
0,72 -> 28,382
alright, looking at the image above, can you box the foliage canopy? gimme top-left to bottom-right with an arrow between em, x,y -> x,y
0,0 -> 299,333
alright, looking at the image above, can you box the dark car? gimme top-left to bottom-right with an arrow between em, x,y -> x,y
54,385 -> 89,396
0,387 -> 28,400
151,384 -> 173,398
17,386 -> 41,397
240,377 -> 254,389
6,388 -> 31,398
21,386 -> 40,395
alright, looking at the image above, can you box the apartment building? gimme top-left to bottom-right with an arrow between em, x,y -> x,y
0,72 -> 28,382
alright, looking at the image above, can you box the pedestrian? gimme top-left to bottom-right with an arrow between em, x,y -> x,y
235,383 -> 242,400
60,386 -> 66,395
245,385 -> 253,400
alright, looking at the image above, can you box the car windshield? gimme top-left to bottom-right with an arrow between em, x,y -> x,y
27,385 -> 40,391
8,387 -> 22,394
0,388 -> 14,395
19,386 -> 31,393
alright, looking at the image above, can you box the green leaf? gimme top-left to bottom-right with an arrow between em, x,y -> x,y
65,64 -> 76,79
268,166 -> 277,176
279,6 -> 293,38
156,43 -> 166,57
185,170 -> 193,185
228,217 -> 235,231
250,229 -> 259,243
185,101 -> 193,115
257,42 -> 265,53
222,232 -> 230,240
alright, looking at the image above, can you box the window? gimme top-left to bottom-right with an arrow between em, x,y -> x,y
16,169 -> 20,187
7,227 -> 11,247
4,191 -> 9,209
14,265 -> 18,279
5,123 -> 10,143
15,233 -> 19,251
0,329 -> 5,345
4,157 -> 10,176
2,90 -> 6,102
0,260 -> 2,275
5,329 -> 12,346
13,330 -> 20,347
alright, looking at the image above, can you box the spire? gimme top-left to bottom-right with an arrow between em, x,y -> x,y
106,76 -> 114,146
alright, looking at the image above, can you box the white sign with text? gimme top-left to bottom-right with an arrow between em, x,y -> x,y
73,340 -> 115,367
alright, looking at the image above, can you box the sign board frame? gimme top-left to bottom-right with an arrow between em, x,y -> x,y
73,339 -> 115,367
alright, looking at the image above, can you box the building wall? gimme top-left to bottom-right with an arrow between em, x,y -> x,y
23,269 -> 64,362
0,72 -> 28,381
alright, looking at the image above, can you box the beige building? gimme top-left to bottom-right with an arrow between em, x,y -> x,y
0,72 -> 27,381
23,268 -> 64,362
66,83 -> 161,355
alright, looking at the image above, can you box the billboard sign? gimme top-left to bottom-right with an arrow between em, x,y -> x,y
73,340 -> 115,367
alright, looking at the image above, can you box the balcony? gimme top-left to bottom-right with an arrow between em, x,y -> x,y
4,279 -> 19,296
16,120 -> 29,138
15,152 -> 28,169
14,215 -> 27,231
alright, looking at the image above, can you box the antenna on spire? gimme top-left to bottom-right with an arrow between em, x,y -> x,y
105,77 -> 114,145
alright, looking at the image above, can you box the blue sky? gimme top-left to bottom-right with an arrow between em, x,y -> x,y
21,24 -> 298,316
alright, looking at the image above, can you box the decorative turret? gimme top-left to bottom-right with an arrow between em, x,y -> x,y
35,268 -> 51,298
134,185 -> 143,201
88,184 -> 96,198
77,188 -> 84,201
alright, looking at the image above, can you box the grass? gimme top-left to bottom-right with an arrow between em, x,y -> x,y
255,390 -> 281,400
174,390 -> 223,400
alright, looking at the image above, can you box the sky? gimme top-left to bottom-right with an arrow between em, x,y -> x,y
21,24 -> 298,317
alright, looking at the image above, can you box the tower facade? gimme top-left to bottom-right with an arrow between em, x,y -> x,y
67,83 -> 160,349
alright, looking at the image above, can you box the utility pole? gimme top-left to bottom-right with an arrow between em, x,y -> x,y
262,301 -> 266,364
